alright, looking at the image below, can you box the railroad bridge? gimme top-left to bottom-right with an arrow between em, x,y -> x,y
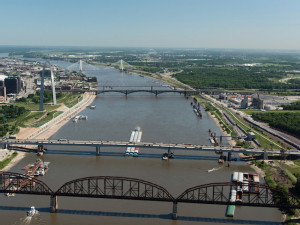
1,172 -> 299,219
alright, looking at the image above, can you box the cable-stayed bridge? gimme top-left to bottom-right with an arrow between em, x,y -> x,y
111,59 -> 134,71
66,60 -> 100,72
66,59 -> 134,73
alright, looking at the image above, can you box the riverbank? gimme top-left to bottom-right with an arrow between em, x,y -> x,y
1,92 -> 96,171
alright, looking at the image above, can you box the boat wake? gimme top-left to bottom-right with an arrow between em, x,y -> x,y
13,210 -> 42,225
207,166 -> 224,173
23,216 -> 32,225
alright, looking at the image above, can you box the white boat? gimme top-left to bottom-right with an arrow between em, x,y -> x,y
77,115 -> 88,120
129,147 -> 135,156
90,105 -> 96,109
230,190 -> 237,202
238,172 -> 244,183
133,147 -> 139,157
125,147 -> 131,156
136,132 -> 142,143
232,172 -> 238,182
4,192 -> 15,197
129,131 -> 135,143
39,168 -> 45,176
27,206 -> 36,217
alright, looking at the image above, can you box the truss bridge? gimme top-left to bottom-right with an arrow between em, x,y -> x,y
1,172 -> 299,220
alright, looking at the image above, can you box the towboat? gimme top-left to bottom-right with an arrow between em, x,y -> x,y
162,153 -> 169,160
27,206 -> 36,217
34,170 -> 40,176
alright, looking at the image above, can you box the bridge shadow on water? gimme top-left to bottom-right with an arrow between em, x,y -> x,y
0,206 -> 282,224
44,150 -> 219,161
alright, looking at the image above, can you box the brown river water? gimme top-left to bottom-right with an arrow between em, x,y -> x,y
0,60 -> 283,225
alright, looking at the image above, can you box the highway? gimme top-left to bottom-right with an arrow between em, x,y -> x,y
2,139 -> 300,156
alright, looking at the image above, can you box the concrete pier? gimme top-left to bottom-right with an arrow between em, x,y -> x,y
96,146 -> 101,156
263,150 -> 268,160
227,152 -> 232,161
50,196 -> 58,213
172,202 -> 178,220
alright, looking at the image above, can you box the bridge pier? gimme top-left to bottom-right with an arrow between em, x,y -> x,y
50,196 -> 58,213
172,202 -> 178,220
96,146 -> 101,156
3,143 -> 8,149
263,150 -> 268,160
38,145 -> 44,151
155,90 -> 158,96
227,151 -> 232,161
125,90 -> 128,96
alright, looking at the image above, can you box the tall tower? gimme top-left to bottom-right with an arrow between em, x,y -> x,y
79,60 -> 83,73
120,59 -> 124,72
39,60 -> 57,111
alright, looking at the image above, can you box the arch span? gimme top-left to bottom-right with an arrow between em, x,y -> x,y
177,182 -> 300,208
54,176 -> 174,202
0,172 -> 53,195
39,60 -> 56,111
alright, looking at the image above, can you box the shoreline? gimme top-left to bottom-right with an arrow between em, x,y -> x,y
1,92 -> 96,171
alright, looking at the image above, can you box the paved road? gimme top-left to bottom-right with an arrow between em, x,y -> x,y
3,139 -> 300,156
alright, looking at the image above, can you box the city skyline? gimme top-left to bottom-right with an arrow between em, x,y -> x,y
1,0 -> 300,49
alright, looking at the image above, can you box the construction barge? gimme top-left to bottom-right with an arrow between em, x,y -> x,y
22,159 -> 50,177
226,172 -> 260,217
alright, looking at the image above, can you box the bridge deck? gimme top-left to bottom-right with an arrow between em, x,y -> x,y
2,139 -> 299,155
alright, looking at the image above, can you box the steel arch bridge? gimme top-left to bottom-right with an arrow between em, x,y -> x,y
0,172 -> 53,195
54,176 -> 174,202
177,182 -> 300,209
1,172 -> 300,219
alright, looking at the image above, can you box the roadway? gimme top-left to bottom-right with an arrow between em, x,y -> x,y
2,139 -> 300,156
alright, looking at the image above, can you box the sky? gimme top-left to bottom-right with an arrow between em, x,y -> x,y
1,0 -> 300,49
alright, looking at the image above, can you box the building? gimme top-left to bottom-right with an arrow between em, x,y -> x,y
241,95 -> 248,109
0,86 -> 6,102
252,95 -> 264,109
4,76 -> 21,94
219,93 -> 227,100
247,132 -> 256,141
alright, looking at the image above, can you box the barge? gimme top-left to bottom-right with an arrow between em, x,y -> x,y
125,127 -> 142,157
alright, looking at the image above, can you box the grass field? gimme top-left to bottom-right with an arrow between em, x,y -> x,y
30,110 -> 61,127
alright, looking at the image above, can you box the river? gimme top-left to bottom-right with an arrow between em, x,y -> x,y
0,59 -> 283,224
